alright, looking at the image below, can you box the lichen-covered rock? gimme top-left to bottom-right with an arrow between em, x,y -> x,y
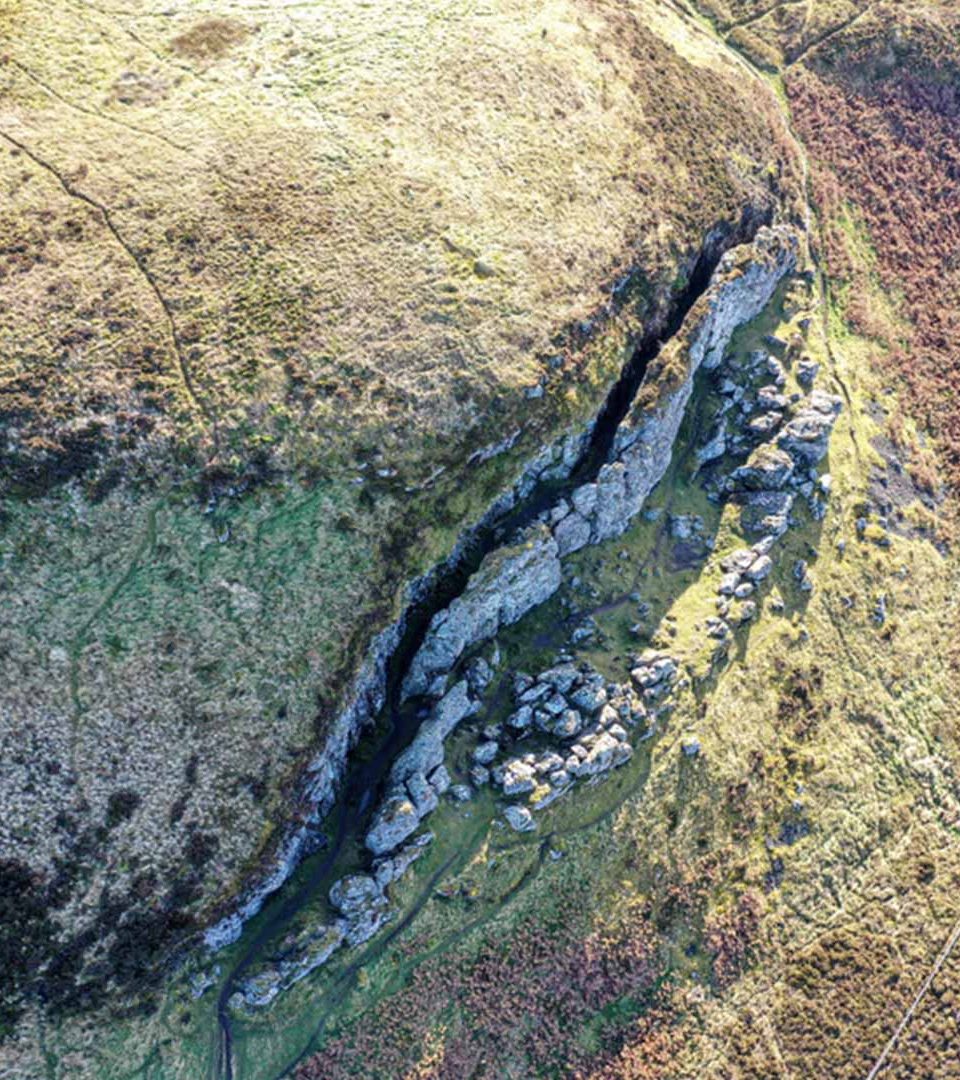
729,445 -> 796,490
365,796 -> 421,856
499,760 -> 537,796
777,391 -> 843,464
735,489 -> 795,537
574,732 -> 633,775
402,526 -> 561,700
504,805 -> 536,832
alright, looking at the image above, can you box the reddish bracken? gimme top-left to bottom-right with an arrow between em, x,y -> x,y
296,900 -> 663,1078
788,61 -> 960,488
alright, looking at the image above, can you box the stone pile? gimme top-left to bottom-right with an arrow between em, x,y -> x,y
693,314 -> 842,623
487,655 -> 677,830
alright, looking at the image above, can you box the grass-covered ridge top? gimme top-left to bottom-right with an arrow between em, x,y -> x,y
1,0 -> 783,500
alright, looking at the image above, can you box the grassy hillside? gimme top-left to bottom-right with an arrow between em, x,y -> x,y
0,0 -> 795,1030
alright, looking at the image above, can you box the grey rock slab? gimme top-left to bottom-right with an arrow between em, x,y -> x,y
365,796 -> 421,856
504,805 -> 536,832
402,526 -> 561,700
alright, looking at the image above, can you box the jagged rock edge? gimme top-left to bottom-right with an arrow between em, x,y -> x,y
202,223 -> 799,952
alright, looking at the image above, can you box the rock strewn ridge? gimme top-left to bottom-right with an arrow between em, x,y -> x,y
399,226 -> 799,708
204,224 -> 798,953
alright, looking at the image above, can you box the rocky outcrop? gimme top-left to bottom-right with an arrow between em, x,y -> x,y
548,226 -> 799,551
203,225 -> 799,954
402,528 -> 561,700
366,680 -> 480,855
401,227 -> 799,710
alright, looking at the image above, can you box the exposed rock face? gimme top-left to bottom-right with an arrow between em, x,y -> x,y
402,527 -> 561,701
204,226 -> 799,954
552,226 -> 799,548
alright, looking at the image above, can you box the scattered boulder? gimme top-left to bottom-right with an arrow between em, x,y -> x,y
777,392 -> 842,465
504,805 -> 536,832
796,357 -> 819,386
718,571 -> 741,596
681,736 -> 701,757
574,731 -> 632,776
696,425 -> 727,466
744,555 -> 773,583
506,704 -> 533,730
570,679 -> 607,714
429,764 -> 451,795
554,511 -> 592,555
757,385 -> 789,411
735,489 -> 794,537
473,741 -> 499,765
373,834 -> 433,888
465,656 -> 494,696
747,411 -> 783,438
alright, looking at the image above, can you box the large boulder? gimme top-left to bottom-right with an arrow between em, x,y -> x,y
391,680 -> 477,788
365,796 -> 421,856
777,391 -> 842,464
729,444 -> 796,490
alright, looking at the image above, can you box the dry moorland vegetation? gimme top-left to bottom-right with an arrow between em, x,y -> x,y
0,0 -> 794,1032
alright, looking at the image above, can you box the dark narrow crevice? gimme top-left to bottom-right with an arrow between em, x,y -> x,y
212,210 -> 771,1076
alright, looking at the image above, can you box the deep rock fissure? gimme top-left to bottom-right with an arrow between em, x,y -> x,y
206,214 -> 801,1076
203,216 -> 760,959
